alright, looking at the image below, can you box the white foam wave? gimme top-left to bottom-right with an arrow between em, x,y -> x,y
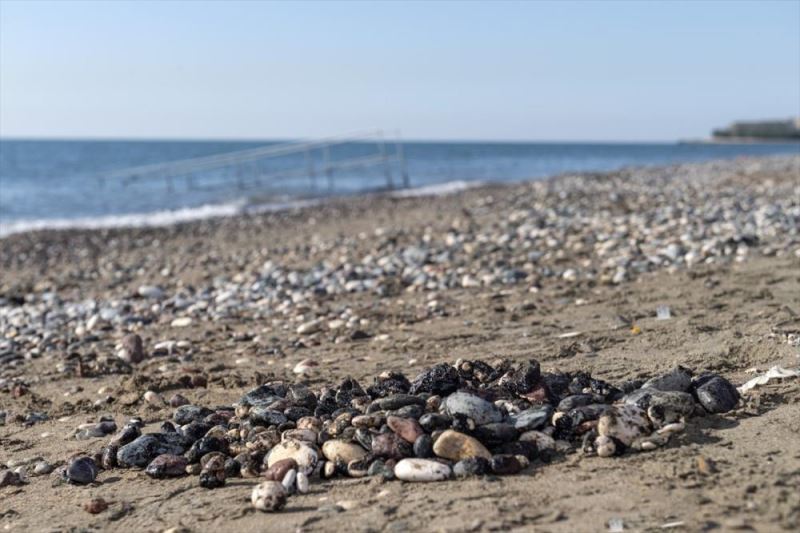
0,201 -> 253,238
390,180 -> 484,198
0,181 -> 480,238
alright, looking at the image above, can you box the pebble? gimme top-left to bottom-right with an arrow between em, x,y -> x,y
432,430 -> 491,461
371,432 -> 412,459
145,454 -> 188,478
83,497 -> 109,514
186,436 -> 229,463
138,285 -> 165,299
409,363 -> 460,395
510,406 -> 552,431
32,461 -> 53,476
173,405 -> 213,424
264,458 -> 298,482
266,440 -> 318,475
597,405 -> 652,447
490,454 -> 526,475
642,366 -> 692,393
169,394 -> 190,408
118,333 -> 145,364
251,481 -> 287,512
695,376 -> 739,413
281,468 -> 297,493
413,434 -> 434,458
453,457 -> 491,477
595,435 -> 617,457
296,319 -> 322,335
117,433 -> 188,468
293,359 -> 317,375
696,456 -> 717,476
296,471 -> 309,493
336,499 -> 360,511
0,470 -> 24,487
387,415 -> 424,443
64,456 -> 98,485
322,440 -> 368,465
199,455 -> 226,489
625,389 -> 695,416
75,420 -> 117,440
394,458 -> 451,482
170,317 -> 193,328
346,458 -> 370,478
473,423 -> 518,446
143,390 -> 165,407
442,392 -> 503,425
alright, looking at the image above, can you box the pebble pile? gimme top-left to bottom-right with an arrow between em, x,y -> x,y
7,358 -> 740,511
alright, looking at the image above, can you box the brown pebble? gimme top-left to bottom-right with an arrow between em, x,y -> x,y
432,430 -> 491,461
371,432 -> 412,459
120,334 -> 145,364
696,456 -> 717,476
83,497 -> 109,514
387,416 -> 424,444
263,458 -> 298,481
169,394 -> 190,408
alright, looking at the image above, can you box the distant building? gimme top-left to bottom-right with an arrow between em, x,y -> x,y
713,118 -> 800,140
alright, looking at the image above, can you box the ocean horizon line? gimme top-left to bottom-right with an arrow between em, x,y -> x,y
1,135 -> 700,145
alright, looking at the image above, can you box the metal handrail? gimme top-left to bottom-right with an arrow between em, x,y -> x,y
103,130 -> 389,181
98,130 -> 409,194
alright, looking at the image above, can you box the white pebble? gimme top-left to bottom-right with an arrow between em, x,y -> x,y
143,390 -> 165,406
281,469 -> 297,494
170,317 -> 193,328
251,481 -> 287,512
394,458 -> 451,482
296,471 -> 309,494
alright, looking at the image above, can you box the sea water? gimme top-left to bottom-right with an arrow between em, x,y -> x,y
1,139 -> 797,236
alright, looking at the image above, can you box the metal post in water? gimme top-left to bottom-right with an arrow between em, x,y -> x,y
395,130 -> 409,188
378,130 -> 393,190
306,147 -> 316,191
323,144 -> 333,191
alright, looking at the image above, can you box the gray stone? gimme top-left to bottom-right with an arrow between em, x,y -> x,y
442,392 -> 503,425
117,433 -> 189,468
642,366 -> 692,393
510,406 -> 553,431
695,376 -> 739,414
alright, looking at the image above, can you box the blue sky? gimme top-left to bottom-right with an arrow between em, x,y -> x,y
1,0 -> 798,141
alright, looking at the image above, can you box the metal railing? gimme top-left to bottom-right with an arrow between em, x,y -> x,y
97,130 -> 409,194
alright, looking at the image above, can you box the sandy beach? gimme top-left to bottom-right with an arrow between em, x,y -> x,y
1,156 -> 799,532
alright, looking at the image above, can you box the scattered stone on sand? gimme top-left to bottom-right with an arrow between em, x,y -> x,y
251,481 -> 287,512
83,497 -> 109,514
117,333 -> 145,364
64,456 -> 98,485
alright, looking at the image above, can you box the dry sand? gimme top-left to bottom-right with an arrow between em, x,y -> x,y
1,158 -> 799,532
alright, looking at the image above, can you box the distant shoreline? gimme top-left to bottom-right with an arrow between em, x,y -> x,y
679,137 -> 800,145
